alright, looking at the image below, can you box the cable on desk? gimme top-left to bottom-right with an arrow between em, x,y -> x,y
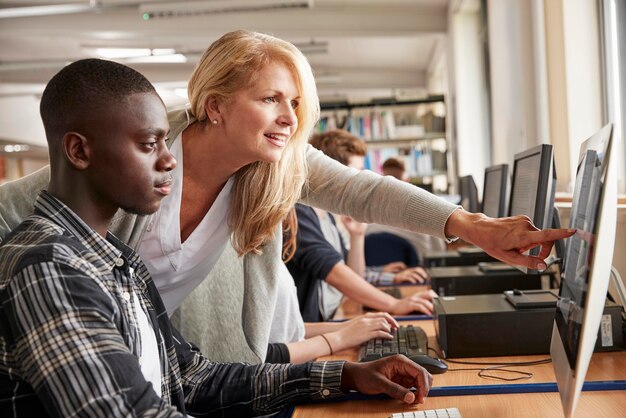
428,347 -> 552,382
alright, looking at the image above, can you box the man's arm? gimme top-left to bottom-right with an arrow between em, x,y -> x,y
3,261 -> 182,417
172,329 -> 431,416
171,327 -> 345,416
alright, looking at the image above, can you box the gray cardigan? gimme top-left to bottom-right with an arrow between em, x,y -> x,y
0,108 -> 459,363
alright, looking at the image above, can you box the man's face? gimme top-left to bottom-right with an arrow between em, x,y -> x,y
85,92 -> 176,215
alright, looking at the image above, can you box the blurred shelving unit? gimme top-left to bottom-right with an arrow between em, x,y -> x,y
315,95 -> 451,193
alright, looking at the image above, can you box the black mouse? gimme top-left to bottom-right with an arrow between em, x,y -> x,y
407,355 -> 448,374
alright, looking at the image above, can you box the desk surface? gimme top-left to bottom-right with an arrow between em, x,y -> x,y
296,285 -> 626,417
292,391 -> 626,418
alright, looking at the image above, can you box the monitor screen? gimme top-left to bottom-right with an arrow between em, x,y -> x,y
481,164 -> 508,218
508,144 -> 555,229
550,123 -> 617,418
555,148 -> 601,369
459,175 -> 479,213
508,144 -> 556,272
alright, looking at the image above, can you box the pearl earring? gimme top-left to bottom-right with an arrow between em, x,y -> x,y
212,119 -> 218,125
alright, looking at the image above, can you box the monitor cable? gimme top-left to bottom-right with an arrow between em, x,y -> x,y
428,347 -> 552,382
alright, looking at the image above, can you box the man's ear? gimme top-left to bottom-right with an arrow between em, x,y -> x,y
203,95 -> 222,123
62,132 -> 90,170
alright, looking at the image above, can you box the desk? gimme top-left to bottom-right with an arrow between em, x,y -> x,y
292,391 -> 626,418
295,287 -> 626,417
424,250 -> 495,268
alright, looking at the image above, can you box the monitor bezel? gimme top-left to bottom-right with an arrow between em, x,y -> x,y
459,174 -> 480,213
550,123 -> 617,418
508,144 -> 557,274
481,163 -> 509,218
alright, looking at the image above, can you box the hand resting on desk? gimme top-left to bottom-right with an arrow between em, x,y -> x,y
381,262 -> 429,284
382,261 -> 408,273
341,354 -> 433,404
392,266 -> 429,284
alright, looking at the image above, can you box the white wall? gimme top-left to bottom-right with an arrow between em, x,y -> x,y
487,0 -> 549,167
0,96 -> 46,146
561,0 -> 603,188
449,2 -> 490,196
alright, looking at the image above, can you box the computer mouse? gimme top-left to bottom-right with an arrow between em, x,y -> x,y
407,355 -> 448,374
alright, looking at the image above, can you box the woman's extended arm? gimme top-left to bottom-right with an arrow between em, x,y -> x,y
302,146 -> 574,269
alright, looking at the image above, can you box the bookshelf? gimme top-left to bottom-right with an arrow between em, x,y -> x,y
315,96 -> 450,193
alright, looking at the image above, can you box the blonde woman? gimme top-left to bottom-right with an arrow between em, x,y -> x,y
0,30 -> 574,366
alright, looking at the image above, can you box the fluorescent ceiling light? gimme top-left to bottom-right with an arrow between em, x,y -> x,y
3,144 -> 31,153
0,4 -> 95,19
140,0 -> 313,19
294,40 -> 328,55
96,48 -> 177,59
124,54 -> 187,64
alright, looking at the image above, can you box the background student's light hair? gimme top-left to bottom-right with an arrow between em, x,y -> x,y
188,30 -> 319,256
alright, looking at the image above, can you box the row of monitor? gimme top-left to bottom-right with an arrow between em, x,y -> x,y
456,123 -> 618,418
459,143 -> 555,228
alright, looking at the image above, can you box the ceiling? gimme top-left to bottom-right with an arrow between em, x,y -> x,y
0,0 -> 449,109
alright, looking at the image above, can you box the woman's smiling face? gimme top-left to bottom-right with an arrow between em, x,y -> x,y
218,61 -> 301,166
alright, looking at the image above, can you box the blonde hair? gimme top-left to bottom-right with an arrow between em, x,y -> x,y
188,30 -> 319,256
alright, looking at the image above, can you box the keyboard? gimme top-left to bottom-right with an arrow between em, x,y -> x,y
391,407 -> 462,418
358,325 -> 428,362
363,287 -> 402,311
382,287 -> 403,298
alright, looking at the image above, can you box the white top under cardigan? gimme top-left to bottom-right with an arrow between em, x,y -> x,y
139,136 -> 234,316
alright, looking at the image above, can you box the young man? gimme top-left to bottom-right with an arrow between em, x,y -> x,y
0,59 -> 431,417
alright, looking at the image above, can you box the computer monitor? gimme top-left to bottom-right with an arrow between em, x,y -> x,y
481,164 -> 508,218
459,175 -> 480,213
508,144 -> 557,273
550,123 -> 617,418
509,144 -> 556,228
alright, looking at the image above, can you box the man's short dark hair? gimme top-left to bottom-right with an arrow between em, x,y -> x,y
40,58 -> 157,142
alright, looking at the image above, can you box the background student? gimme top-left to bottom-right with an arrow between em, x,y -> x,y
368,156 -> 448,266
286,129 -> 437,322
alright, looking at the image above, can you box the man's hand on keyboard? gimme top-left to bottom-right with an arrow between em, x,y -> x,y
391,290 -> 438,315
341,354 -> 432,404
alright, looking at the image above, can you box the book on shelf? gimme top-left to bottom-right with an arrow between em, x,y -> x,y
317,109 -> 443,142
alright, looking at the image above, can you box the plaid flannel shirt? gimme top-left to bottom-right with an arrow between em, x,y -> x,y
0,191 -> 345,417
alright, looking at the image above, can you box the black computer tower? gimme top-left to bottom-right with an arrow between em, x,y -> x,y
434,293 -> 623,358
429,266 -> 548,296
